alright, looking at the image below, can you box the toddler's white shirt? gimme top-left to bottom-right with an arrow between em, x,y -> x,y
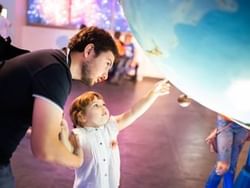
72,116 -> 120,188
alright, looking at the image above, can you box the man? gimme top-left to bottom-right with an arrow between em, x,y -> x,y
0,26 -> 118,188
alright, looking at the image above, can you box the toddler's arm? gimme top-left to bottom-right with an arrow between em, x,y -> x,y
59,119 -> 73,153
115,79 -> 170,131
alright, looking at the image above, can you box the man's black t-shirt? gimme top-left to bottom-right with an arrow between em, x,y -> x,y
0,49 -> 72,164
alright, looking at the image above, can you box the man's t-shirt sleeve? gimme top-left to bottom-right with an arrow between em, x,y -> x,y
32,64 -> 71,109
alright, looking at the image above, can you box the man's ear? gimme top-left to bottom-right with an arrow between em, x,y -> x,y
84,43 -> 94,58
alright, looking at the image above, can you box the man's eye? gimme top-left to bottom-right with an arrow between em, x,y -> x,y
94,104 -> 99,107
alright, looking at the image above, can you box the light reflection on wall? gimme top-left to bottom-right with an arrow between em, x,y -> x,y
27,0 -> 130,31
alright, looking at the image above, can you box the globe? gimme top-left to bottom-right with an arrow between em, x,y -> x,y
121,0 -> 250,127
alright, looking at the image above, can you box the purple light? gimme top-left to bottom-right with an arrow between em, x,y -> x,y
27,0 -> 130,31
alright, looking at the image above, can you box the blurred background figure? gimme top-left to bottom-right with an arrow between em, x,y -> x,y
108,31 -> 125,82
205,114 -> 249,188
0,3 -> 11,44
234,146 -> 250,188
110,32 -> 138,84
0,35 -> 30,61
0,3 -> 29,62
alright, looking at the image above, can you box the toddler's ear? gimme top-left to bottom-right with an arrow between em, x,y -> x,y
77,112 -> 87,124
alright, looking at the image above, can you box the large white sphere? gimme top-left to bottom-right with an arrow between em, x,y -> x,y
121,0 -> 250,127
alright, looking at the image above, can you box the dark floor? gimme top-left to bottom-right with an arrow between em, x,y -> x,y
11,78 -> 249,188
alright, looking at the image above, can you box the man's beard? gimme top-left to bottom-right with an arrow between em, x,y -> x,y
80,63 -> 93,86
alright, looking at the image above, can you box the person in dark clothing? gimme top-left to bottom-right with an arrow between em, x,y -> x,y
0,26 -> 118,188
0,35 -> 30,61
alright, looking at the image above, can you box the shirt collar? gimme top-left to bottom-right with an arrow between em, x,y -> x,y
66,47 -> 71,66
61,47 -> 71,67
84,125 -> 105,132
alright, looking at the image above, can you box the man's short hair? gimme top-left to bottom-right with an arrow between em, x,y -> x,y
68,26 -> 118,58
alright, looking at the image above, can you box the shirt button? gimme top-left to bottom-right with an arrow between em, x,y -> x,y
100,142 -> 103,145
103,158 -> 106,162
104,173 -> 108,177
95,128 -> 98,131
